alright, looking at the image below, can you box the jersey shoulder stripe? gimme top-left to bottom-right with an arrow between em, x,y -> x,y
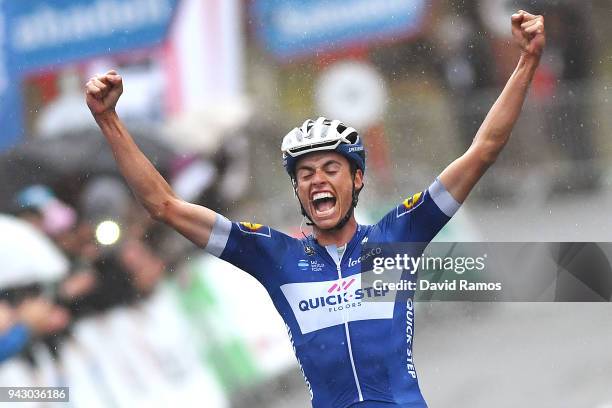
428,177 -> 460,217
205,214 -> 232,257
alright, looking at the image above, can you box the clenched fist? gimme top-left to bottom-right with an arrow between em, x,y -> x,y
85,70 -> 123,116
511,10 -> 546,59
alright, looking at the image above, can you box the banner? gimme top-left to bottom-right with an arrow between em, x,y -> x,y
0,0 -> 179,149
0,1 -> 22,150
252,0 -> 428,60
4,0 -> 178,71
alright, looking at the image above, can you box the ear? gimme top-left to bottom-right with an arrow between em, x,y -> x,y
353,168 -> 364,191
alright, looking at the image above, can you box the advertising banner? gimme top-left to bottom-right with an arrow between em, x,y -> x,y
0,1 -> 22,150
252,0 -> 428,60
0,0 -> 178,149
4,0 -> 178,71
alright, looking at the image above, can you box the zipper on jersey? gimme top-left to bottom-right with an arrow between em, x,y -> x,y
324,244 -> 364,403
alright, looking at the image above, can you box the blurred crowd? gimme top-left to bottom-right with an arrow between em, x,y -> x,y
1,182 -> 165,337
0,118 -> 250,406
436,1 -> 600,194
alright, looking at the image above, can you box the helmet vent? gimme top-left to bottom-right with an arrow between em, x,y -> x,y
345,131 -> 359,143
288,140 -> 339,155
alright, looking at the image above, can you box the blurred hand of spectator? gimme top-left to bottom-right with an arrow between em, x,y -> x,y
120,239 -> 165,295
16,297 -> 70,336
58,271 -> 98,301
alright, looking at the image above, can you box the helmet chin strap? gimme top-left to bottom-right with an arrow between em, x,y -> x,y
292,178 -> 315,226
329,187 -> 358,231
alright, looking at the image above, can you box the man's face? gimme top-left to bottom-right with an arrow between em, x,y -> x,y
295,152 -> 363,230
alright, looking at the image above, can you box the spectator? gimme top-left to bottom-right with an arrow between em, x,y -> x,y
13,185 -> 77,237
436,4 -> 497,151
528,1 -> 600,193
0,302 -> 28,363
0,298 -> 69,363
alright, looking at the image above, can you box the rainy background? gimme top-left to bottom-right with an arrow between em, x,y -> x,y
1,0 -> 612,407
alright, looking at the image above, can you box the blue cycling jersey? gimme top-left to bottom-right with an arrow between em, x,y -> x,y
205,178 -> 460,408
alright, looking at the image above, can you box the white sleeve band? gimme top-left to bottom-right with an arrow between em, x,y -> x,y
428,178 -> 461,217
205,214 -> 232,257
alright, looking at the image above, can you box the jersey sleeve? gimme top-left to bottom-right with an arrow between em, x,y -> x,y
203,213 -> 291,286
375,178 -> 461,242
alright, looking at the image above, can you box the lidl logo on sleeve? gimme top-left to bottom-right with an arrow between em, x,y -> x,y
240,222 -> 263,230
238,222 -> 271,237
397,192 -> 423,218
402,192 -> 422,210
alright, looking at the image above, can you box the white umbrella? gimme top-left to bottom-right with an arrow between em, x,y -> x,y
0,214 -> 68,288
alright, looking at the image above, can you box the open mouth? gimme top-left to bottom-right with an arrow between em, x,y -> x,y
311,191 -> 337,217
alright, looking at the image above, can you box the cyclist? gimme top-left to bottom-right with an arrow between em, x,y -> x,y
85,10 -> 545,408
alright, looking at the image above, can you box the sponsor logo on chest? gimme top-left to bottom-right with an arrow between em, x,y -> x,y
280,269 -> 402,334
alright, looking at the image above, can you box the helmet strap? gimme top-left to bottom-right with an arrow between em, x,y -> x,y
299,216 -> 316,255
329,177 -> 359,231
301,204 -> 315,226
292,177 -> 315,226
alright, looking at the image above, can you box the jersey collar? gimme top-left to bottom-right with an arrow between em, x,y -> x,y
309,224 -> 364,266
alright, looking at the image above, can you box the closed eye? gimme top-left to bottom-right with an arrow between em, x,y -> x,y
297,170 -> 314,181
323,163 -> 341,175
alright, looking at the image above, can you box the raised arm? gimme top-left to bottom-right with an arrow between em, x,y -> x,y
439,10 -> 546,203
85,70 -> 215,247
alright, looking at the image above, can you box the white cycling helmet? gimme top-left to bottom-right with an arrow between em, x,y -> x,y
281,117 -> 366,179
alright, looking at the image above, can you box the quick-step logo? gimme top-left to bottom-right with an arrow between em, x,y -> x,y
327,278 -> 355,293
280,269 -> 401,334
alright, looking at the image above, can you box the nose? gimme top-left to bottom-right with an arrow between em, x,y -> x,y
311,168 -> 328,186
